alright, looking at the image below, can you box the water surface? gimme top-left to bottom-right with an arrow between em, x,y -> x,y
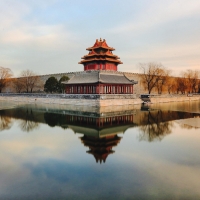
0,100 -> 200,200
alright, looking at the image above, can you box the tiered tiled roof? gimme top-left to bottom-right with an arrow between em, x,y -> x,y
62,71 -> 137,85
86,38 -> 115,51
79,38 -> 123,64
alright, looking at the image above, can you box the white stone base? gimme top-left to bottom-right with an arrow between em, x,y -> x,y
0,95 -> 199,107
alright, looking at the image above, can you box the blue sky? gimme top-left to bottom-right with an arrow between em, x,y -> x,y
0,0 -> 200,77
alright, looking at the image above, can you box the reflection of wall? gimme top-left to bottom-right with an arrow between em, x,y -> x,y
0,105 -> 199,141
61,114 -> 134,128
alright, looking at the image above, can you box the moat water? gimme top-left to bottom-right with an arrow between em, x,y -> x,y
0,100 -> 200,200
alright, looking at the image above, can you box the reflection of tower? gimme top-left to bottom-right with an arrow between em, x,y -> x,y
66,111 -> 136,163
80,135 -> 121,164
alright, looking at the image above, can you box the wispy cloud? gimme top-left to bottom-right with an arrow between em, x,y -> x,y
0,0 -> 200,76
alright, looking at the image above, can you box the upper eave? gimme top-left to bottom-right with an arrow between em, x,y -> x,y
78,58 -> 123,64
86,46 -> 115,51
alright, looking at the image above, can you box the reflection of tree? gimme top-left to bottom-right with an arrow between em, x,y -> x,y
138,110 -> 174,142
0,110 -> 12,131
179,124 -> 199,130
19,109 -> 39,132
138,105 -> 200,142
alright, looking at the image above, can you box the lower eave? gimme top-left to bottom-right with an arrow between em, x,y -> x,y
64,81 -> 135,85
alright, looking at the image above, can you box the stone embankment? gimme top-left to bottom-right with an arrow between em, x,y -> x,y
0,93 -> 199,107
150,94 -> 200,103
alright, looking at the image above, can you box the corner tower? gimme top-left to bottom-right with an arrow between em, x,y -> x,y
79,38 -> 123,71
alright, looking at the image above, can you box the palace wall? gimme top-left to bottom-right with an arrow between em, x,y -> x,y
3,70 -> 146,94
3,70 -> 199,95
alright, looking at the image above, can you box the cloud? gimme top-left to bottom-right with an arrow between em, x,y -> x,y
108,0 -> 200,35
0,0 -> 200,76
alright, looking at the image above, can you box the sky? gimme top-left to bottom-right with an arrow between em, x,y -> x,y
0,0 -> 200,77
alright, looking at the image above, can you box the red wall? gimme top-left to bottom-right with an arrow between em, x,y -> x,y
84,63 -> 117,71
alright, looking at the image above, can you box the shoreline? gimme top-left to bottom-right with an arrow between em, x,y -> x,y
0,94 -> 200,107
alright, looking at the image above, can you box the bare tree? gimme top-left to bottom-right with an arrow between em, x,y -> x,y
176,77 -> 187,94
198,79 -> 200,93
182,70 -> 200,93
165,77 -> 176,94
140,62 -> 169,94
155,69 -> 171,94
20,70 -> 41,93
0,66 -> 13,93
12,78 -> 24,93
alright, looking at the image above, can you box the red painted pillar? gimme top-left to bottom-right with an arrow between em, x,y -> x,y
81,86 -> 83,94
96,85 -> 99,94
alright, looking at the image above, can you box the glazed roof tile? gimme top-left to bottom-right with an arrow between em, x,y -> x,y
81,52 -> 119,59
86,39 -> 115,51
62,71 -> 136,85
79,39 -> 122,65
79,57 -> 123,64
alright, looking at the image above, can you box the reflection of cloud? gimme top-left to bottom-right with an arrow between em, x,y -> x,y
26,160 -> 87,183
119,149 -> 200,197
0,116 -> 200,198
